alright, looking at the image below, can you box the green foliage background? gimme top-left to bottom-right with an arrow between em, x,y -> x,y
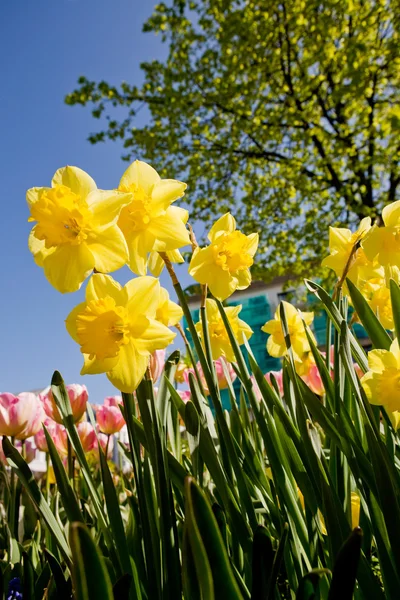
66,0 -> 400,281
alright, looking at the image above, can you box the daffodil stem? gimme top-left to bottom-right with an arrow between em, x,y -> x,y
9,436 -> 16,537
175,323 -> 208,398
200,285 -> 218,385
45,452 -> 50,502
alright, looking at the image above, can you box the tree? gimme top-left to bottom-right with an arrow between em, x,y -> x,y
66,0 -> 400,282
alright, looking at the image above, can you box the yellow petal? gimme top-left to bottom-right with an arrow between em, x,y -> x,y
42,244 -> 95,293
188,246 -> 215,282
81,354 -> 119,375
65,302 -> 87,342
107,341 -> 150,392
351,493 -> 360,528
125,276 -> 160,316
126,230 -> 156,276
26,187 -> 50,207
28,228 -> 54,266
208,270 -> 238,301
119,160 -> 160,195
87,226 -> 129,273
52,166 -> 97,198
87,190 -> 132,227
134,317 -> 176,354
208,213 -> 236,242
362,226 -> 387,261
302,312 -> 314,326
151,179 -> 187,212
245,232 -> 259,257
382,200 -> 400,227
389,410 -> 400,430
236,269 -> 252,290
267,335 -> 287,358
328,227 -> 352,251
205,298 -> 219,320
360,371 -> 381,403
148,251 -> 165,276
147,208 -> 190,249
164,300 -> 183,326
367,349 -> 397,372
390,338 -> 400,363
281,301 -> 299,321
85,273 -> 124,304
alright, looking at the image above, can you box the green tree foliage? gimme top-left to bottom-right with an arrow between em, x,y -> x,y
66,0 -> 400,281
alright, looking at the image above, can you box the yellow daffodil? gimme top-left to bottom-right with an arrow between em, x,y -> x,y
195,298 -> 253,362
261,301 -> 315,360
362,200 -> 400,267
361,339 -> 400,413
321,218 -> 372,283
298,487 -> 360,534
65,274 -> 175,392
188,213 -> 259,301
117,160 -> 190,275
360,278 -> 393,330
148,248 -> 185,277
27,166 -> 131,293
156,287 -> 183,326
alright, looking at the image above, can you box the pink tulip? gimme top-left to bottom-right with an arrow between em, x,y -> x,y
0,438 -> 36,464
76,422 -> 97,453
0,392 -> 32,437
178,390 -> 191,403
34,418 -> 58,452
149,349 -> 166,382
96,396 -> 125,435
40,384 -> 88,424
184,358 -> 237,394
97,432 -> 114,458
302,364 -> 325,396
265,371 -> 284,395
53,424 -> 69,456
16,394 -> 45,440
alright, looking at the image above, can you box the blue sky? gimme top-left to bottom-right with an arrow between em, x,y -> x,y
0,0 -> 190,401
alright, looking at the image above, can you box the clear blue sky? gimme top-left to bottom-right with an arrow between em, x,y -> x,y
0,0 -> 189,402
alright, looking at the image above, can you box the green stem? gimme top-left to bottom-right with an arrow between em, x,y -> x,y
45,452 -> 51,502
9,436 -> 16,537
67,438 -> 73,482
105,434 -> 110,460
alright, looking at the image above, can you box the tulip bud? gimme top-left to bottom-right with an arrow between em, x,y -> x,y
34,418 -> 58,452
96,396 -> 125,435
40,384 -> 88,424
0,392 -> 32,437
16,394 -> 45,440
149,349 -> 166,382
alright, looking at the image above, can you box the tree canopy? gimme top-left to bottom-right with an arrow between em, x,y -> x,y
66,0 -> 400,282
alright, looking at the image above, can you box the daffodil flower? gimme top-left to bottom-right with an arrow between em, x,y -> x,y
194,298 -> 253,361
117,160 -> 190,275
362,200 -> 400,267
188,213 -> 259,301
321,217 -> 374,284
360,278 -> 393,330
66,274 -> 175,392
156,287 -> 183,326
27,166 -> 131,293
361,339 -> 400,414
261,301 -> 315,360
148,249 -> 185,277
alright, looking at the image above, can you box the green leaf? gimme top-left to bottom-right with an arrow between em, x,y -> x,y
389,279 -> 400,344
251,525 -> 274,600
346,278 -> 391,350
2,437 -> 71,566
328,528 -> 363,600
296,570 -> 330,600
69,522 -> 114,600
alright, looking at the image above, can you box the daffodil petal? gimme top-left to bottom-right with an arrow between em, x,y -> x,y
134,318 -> 176,354
188,246 -> 214,282
148,209 -> 190,249
85,273 -> 124,304
52,166 -> 97,198
87,226 -> 129,273
119,160 -> 160,194
151,179 -> 187,212
126,230 -> 156,276
208,270 -> 238,301
65,302 -> 87,342
382,200 -> 400,227
148,251 -> 165,276
81,354 -> 119,375
42,244 -> 95,293
367,349 -> 397,372
28,228 -> 54,266
208,213 -> 236,242
125,276 -> 160,316
87,189 -> 132,227
26,187 -> 50,207
107,342 -> 149,392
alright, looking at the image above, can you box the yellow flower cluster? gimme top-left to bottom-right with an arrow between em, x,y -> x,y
322,199 -> 400,418
27,160 -> 259,392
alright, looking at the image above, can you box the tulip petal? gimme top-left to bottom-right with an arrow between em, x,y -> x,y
42,244 -> 95,293
107,341 -> 149,392
87,225 -> 129,273
52,166 -> 97,198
